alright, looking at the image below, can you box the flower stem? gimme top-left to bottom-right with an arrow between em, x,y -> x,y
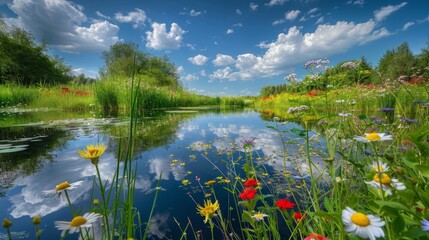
95,163 -> 111,239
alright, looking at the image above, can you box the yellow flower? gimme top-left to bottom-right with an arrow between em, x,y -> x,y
78,143 -> 107,164
32,215 -> 41,225
205,180 -> 216,186
2,218 -> 12,228
93,199 -> 99,206
196,200 -> 220,223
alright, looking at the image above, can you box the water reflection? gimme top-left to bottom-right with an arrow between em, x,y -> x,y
0,108 -> 331,239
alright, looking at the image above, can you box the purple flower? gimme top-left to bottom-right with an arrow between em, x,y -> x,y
412,100 -> 425,104
422,219 -> 429,231
379,107 -> 395,112
401,117 -> 419,124
241,138 -> 255,150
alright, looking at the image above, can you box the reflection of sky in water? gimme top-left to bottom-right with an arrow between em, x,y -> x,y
0,111 -> 330,239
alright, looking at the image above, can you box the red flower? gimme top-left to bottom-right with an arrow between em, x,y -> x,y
275,199 -> 295,211
304,233 -> 328,240
244,178 -> 258,187
238,188 -> 257,200
293,212 -> 305,221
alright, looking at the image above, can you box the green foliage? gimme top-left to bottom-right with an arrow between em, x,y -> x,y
100,42 -> 179,88
378,42 -> 417,81
0,22 -> 72,85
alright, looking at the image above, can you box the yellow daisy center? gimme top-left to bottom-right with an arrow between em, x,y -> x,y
254,213 -> 265,219
55,182 -> 71,191
373,173 -> 392,184
69,216 -> 87,227
374,166 -> 384,172
89,149 -> 98,156
351,212 -> 370,227
365,133 -> 381,141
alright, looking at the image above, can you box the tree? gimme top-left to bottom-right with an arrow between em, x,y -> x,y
0,19 -> 72,85
378,42 -> 416,81
101,42 -> 180,88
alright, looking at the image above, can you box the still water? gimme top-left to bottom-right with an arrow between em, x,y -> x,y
0,108 -> 328,239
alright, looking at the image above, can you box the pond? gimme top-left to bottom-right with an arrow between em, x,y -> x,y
0,108 -> 330,239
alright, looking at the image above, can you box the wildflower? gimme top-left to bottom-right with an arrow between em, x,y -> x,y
93,199 -> 99,206
55,212 -> 101,237
205,180 -> 216,186
196,200 -> 219,224
32,215 -> 41,225
2,218 -> 12,228
78,143 -> 107,164
252,212 -> 268,221
422,219 -> 429,231
242,138 -> 255,150
182,179 -> 191,186
342,207 -> 385,240
401,117 -> 419,124
371,161 -> 389,172
338,113 -> 351,117
275,199 -> 295,211
294,212 -> 305,221
378,107 -> 395,112
304,233 -> 329,240
244,178 -> 258,187
238,188 -> 257,200
43,181 -> 83,196
354,133 -> 392,143
366,173 -> 405,195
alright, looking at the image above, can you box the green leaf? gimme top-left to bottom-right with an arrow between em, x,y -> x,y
416,165 -> 429,178
374,200 -> 412,213
324,197 -> 334,212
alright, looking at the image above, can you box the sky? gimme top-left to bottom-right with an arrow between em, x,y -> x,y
1,0 -> 428,96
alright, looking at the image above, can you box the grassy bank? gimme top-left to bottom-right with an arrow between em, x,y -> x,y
0,78 -> 247,111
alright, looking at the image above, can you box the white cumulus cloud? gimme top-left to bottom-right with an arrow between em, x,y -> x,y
115,8 -> 147,29
210,19 -> 390,81
250,2 -> 258,11
212,54 -> 235,66
145,22 -> 185,50
374,2 -> 407,22
188,54 -> 209,65
181,74 -> 199,81
285,10 -> 301,20
7,0 -> 119,52
266,0 -> 287,6
226,28 -> 234,34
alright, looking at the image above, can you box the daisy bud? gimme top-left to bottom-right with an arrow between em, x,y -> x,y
2,218 -> 12,228
32,215 -> 41,225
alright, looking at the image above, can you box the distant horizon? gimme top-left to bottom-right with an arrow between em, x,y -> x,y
1,0 -> 428,96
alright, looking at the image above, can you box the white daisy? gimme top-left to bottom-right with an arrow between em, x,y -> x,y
55,212 -> 101,237
371,161 -> 389,172
43,181 -> 83,196
354,133 -> 393,143
365,173 -> 406,195
251,212 -> 268,221
342,207 -> 385,240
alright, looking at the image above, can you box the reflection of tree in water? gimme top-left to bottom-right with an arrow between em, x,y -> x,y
0,126 -> 69,197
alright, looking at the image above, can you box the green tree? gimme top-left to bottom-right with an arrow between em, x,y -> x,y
100,42 -> 180,88
0,21 -> 72,85
378,42 -> 416,81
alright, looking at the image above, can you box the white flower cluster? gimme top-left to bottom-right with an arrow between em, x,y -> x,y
287,105 -> 310,114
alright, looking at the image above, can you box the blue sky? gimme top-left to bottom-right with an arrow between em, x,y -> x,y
1,0 -> 428,96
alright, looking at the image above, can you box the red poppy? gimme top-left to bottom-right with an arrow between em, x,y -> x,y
244,178 -> 258,187
303,233 -> 328,240
238,188 -> 257,200
293,212 -> 305,221
275,199 -> 295,211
